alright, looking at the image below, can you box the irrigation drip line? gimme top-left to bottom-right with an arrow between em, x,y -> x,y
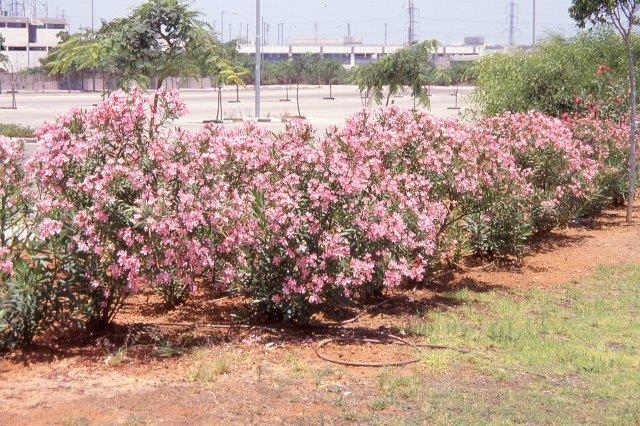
45,295 -> 470,367
314,332 -> 470,368
315,335 -> 420,367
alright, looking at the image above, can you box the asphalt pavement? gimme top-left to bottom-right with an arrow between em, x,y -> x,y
0,85 -> 473,155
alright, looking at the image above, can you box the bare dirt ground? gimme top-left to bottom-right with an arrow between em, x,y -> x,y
1,206 -> 639,425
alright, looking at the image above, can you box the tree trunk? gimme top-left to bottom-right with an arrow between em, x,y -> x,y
149,77 -> 165,137
216,85 -> 223,121
296,83 -> 301,117
626,38 -> 637,224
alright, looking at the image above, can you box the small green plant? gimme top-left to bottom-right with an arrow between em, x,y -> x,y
187,349 -> 238,384
188,358 -> 231,383
104,346 -> 129,367
0,123 -> 34,138
154,337 -> 183,358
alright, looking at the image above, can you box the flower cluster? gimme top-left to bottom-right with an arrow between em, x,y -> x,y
480,111 -> 599,231
0,137 -> 30,278
564,114 -> 630,210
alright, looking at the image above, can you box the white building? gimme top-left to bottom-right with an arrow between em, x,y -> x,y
0,15 -> 66,71
238,43 -> 485,67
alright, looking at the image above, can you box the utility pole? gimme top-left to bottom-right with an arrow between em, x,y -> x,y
532,0 -> 536,47
314,22 -> 318,44
407,0 -> 419,45
91,0 -> 95,92
384,22 -> 388,46
508,0 -> 517,50
255,0 -> 261,118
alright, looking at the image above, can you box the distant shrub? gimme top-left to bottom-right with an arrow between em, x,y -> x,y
471,30 -> 636,119
0,123 -> 35,138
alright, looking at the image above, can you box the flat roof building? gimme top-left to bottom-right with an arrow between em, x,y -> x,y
0,15 -> 66,71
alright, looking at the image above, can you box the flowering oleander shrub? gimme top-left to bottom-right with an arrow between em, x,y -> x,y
232,107 -> 542,317
28,88 -> 201,327
565,115 -> 630,213
0,87 -> 629,343
0,137 -> 31,347
480,112 -> 598,233
326,108 -> 529,262
0,138 -> 83,349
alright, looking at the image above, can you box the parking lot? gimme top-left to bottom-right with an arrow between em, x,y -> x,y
0,85 -> 472,155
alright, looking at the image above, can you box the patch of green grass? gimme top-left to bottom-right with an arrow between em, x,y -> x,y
104,346 -> 128,367
188,358 -> 231,383
153,338 -> 184,358
378,264 -> 640,424
187,348 -> 241,384
0,123 -> 34,138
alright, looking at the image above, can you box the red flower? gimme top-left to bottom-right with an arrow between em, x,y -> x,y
596,64 -> 610,75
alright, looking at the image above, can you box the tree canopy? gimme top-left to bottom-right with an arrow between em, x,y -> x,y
569,0 -> 640,223
0,34 -> 8,70
45,0 -> 233,90
570,0 -> 640,36
351,40 -> 440,107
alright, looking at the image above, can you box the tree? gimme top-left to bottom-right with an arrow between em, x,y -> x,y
43,29 -> 106,93
45,0 -> 224,119
351,40 -> 439,108
273,60 -> 296,101
283,54 -> 317,117
570,0 -> 640,223
201,41 -> 248,122
0,35 -> 16,108
316,59 -> 344,100
0,35 -> 6,66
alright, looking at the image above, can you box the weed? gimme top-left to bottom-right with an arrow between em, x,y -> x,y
0,123 -> 34,138
187,348 -> 243,384
104,346 -> 128,367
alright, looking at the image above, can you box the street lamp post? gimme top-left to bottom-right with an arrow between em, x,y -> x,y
91,0 -> 95,92
221,10 -> 236,43
532,0 -> 536,47
255,0 -> 261,119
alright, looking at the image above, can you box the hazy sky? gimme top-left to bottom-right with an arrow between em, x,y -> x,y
51,0 -> 578,46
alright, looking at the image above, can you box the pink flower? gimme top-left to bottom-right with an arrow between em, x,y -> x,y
38,218 -> 63,238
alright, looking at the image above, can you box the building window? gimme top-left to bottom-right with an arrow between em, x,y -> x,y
8,46 -> 27,51
29,46 -> 46,51
7,22 -> 27,28
46,23 -> 65,30
28,24 -> 37,43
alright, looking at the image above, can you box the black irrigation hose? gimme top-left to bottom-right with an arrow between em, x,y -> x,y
315,335 -> 421,368
314,332 -> 470,368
